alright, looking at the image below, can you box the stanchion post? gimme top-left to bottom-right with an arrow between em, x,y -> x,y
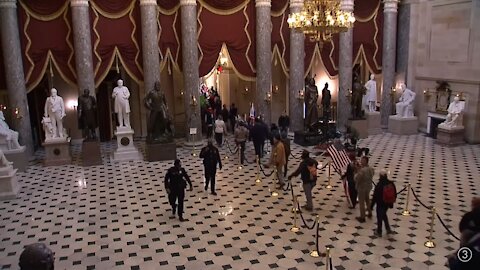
401,183 -> 411,216
191,133 -> 197,157
290,196 -> 300,232
326,161 -> 332,189
325,247 -> 331,269
255,155 -> 261,183
424,207 -> 436,248
310,215 -> 320,257
271,152 -> 279,197
237,145 -> 242,170
291,195 -> 299,213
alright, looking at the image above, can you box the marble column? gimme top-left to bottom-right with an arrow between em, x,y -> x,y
288,0 -> 305,132
140,0 -> 160,93
255,0 -> 272,124
70,0 -> 95,92
337,0 -> 354,132
0,0 -> 34,155
396,2 -> 410,84
180,0 -> 201,142
380,0 -> 398,127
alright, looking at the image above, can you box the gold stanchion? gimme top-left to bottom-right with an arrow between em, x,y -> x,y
424,207 -> 436,248
290,197 -> 300,232
291,195 -> 299,213
310,215 -> 320,257
401,183 -> 411,216
237,147 -> 243,170
326,162 -> 332,189
325,247 -> 331,269
271,152 -> 279,197
191,133 -> 197,157
255,155 -> 261,183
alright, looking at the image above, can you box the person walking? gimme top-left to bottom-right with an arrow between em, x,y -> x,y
370,170 -> 396,236
278,110 -> 290,133
354,156 -> 374,223
267,134 -> 286,188
165,159 -> 193,222
205,107 -> 214,138
221,104 -> 230,132
234,121 -> 249,165
249,117 -> 268,161
341,153 -> 359,209
288,150 -> 318,211
199,140 -> 222,195
214,115 -> 227,146
229,103 -> 238,132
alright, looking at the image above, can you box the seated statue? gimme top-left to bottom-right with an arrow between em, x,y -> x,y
0,111 -> 21,150
439,96 -> 465,129
144,81 -> 174,143
395,83 -> 416,118
0,149 -> 12,168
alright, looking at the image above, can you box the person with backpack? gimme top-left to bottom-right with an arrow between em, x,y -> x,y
199,140 -> 222,195
370,170 -> 396,236
288,150 -> 318,211
165,159 -> 193,222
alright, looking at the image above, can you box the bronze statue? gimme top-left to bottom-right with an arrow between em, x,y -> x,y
77,89 -> 98,140
304,75 -> 319,131
144,81 -> 174,143
321,83 -> 331,121
351,75 -> 366,119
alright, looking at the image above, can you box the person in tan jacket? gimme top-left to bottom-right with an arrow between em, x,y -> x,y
354,156 -> 374,222
268,134 -> 286,187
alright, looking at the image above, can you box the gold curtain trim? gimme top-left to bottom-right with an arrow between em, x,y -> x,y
22,13 -> 34,85
173,11 -> 181,64
305,43 -> 338,79
92,8 -> 103,86
19,0 -> 69,21
159,3 -> 180,15
272,45 -> 289,78
198,0 -> 249,16
197,5 -> 204,68
329,38 -> 337,71
157,10 -> 162,59
128,4 -> 144,77
160,49 -> 181,72
49,51 -> 77,87
355,0 -> 380,22
372,11 -> 381,71
271,1 -> 289,17
221,43 -> 256,82
90,0 -> 135,19
279,12 -> 287,63
64,10 -> 77,81
116,49 -> 142,85
243,4 -> 255,73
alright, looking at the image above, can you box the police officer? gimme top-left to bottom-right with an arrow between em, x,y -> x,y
165,159 -> 193,221
199,140 -> 222,195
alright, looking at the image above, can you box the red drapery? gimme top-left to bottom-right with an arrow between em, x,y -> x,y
200,0 -> 248,10
158,0 -> 179,11
158,1 -> 182,71
18,0 -> 76,91
271,0 -> 290,75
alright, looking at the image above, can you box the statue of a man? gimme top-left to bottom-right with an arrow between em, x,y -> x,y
112,79 -> 131,128
78,89 -> 98,140
44,88 -> 66,138
304,75 -> 319,130
364,74 -> 377,112
439,96 -> 464,129
395,83 -> 416,117
0,148 -> 12,167
144,81 -> 174,143
351,76 -> 366,119
0,111 -> 21,150
321,83 -> 331,121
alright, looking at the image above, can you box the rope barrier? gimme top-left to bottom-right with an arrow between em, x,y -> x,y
296,200 -> 317,230
409,187 -> 431,210
315,221 -> 320,256
259,163 -> 274,177
282,181 -> 291,192
224,139 -> 238,154
396,185 -> 407,195
290,151 -> 300,159
436,213 -> 461,241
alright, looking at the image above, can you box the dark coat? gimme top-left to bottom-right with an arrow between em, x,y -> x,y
290,157 -> 318,184
199,145 -> 222,170
165,166 -> 192,191
371,177 -> 396,209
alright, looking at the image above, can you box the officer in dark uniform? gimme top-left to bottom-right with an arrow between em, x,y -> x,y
165,159 -> 193,221
199,140 -> 222,195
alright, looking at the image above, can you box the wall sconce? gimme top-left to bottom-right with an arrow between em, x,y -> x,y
265,91 -> 272,103
456,92 -> 464,100
219,52 -> 228,66
243,87 -> 249,96
14,107 -> 22,119
272,85 -> 279,95
297,89 -> 304,100
0,104 -> 6,111
67,100 -> 78,110
345,88 -> 352,102
389,86 -> 396,96
190,95 -> 197,107
423,89 -> 432,102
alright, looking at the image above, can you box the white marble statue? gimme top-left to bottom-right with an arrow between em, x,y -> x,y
439,96 -> 465,129
364,74 -> 377,112
44,88 -> 66,138
395,83 -> 416,118
112,79 -> 131,128
0,111 -> 21,150
0,148 -> 12,168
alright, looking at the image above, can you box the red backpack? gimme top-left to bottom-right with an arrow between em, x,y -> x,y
382,182 -> 396,204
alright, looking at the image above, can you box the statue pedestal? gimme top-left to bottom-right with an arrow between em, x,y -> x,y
146,142 -> 177,162
437,127 -> 465,145
43,137 -> 72,166
347,119 -> 368,139
0,165 -> 18,200
82,140 -> 102,166
112,127 -> 142,162
4,146 -> 28,172
365,111 -> 382,135
388,116 -> 418,135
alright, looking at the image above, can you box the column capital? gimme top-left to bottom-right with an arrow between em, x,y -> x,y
255,0 -> 271,8
139,0 -> 157,6
340,0 -> 354,12
0,0 -> 16,9
70,0 -> 89,7
384,0 -> 399,13
290,0 -> 303,9
180,0 -> 197,6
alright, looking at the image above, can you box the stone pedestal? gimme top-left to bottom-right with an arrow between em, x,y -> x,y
347,119 -> 368,139
365,111 -> 382,135
437,127 -> 465,146
43,138 -> 72,166
4,146 -> 27,172
146,142 -> 176,162
112,127 -> 142,162
82,140 -> 102,166
0,164 -> 18,200
388,116 -> 418,135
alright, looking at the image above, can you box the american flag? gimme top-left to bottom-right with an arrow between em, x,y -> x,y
327,142 -> 350,174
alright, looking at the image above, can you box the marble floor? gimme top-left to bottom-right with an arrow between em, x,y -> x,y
0,133 -> 478,270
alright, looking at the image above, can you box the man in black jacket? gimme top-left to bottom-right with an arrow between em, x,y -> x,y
249,117 -> 268,161
200,140 -> 222,195
288,150 -> 318,211
165,159 -> 193,222
370,170 -> 396,236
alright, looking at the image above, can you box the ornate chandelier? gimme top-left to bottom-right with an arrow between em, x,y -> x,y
287,0 -> 355,42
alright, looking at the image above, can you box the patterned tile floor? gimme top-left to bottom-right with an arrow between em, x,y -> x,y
0,133 -> 478,270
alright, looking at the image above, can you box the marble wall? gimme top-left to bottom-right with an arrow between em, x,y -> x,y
407,0 -> 480,143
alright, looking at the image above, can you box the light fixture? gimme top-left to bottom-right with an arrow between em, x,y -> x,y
190,95 -> 197,107
219,52 -> 228,66
67,100 -> 78,110
265,91 -> 272,103
288,0 -> 355,42
390,86 -> 396,96
297,89 -> 305,100
272,85 -> 279,95
423,89 -> 432,102
243,87 -> 249,96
